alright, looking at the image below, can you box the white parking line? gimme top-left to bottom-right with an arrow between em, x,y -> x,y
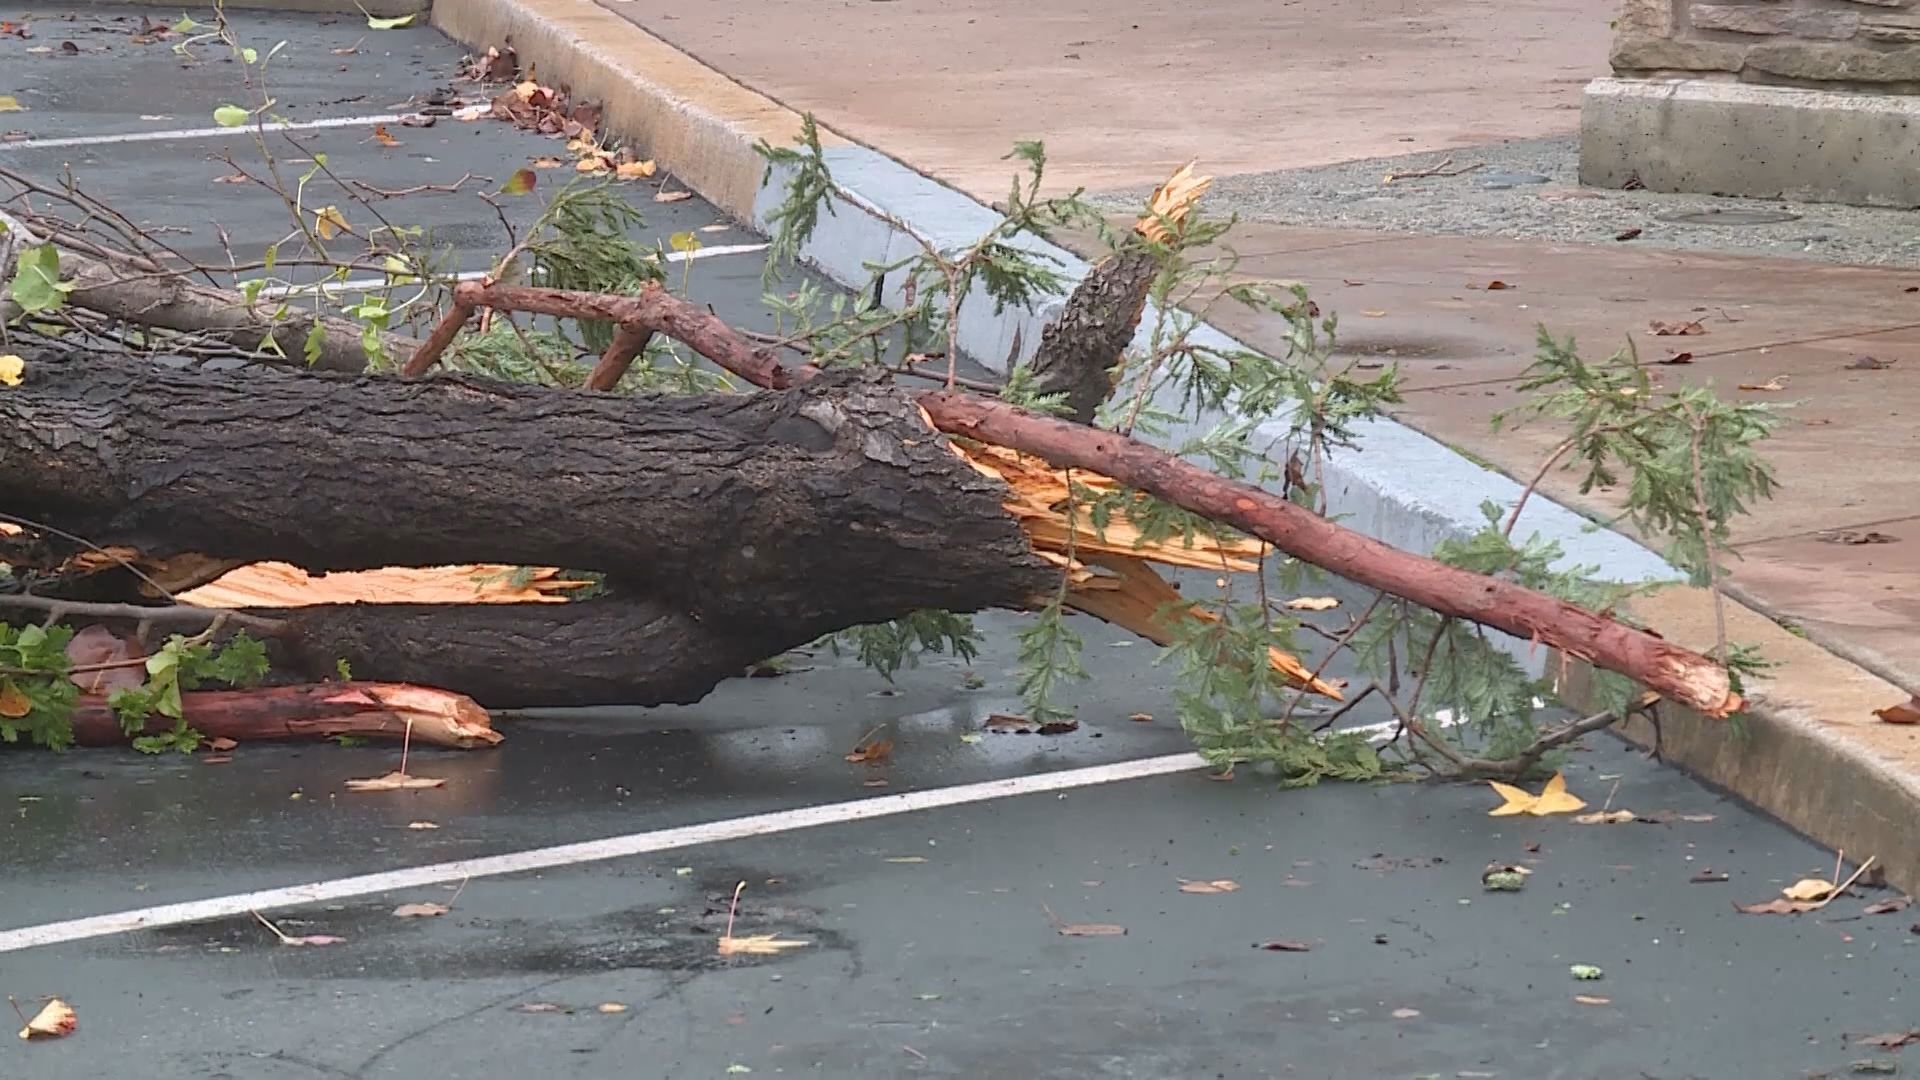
0,713 -> 1453,954
0,109 -> 490,153
259,244 -> 771,297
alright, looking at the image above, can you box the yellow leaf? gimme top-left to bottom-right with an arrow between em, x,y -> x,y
499,168 -> 537,196
313,205 -> 350,241
614,159 -> 656,180
0,95 -> 25,113
0,679 -> 30,718
1486,771 -> 1586,816
717,933 -> 810,956
576,156 -> 610,174
371,124 -> 401,148
0,354 -> 24,387
1284,596 -> 1340,612
345,771 -> 445,792
17,998 -> 75,1040
1782,877 -> 1835,902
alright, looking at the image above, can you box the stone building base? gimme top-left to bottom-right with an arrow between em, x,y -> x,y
1580,77 -> 1920,209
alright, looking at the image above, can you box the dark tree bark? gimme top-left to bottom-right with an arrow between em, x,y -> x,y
1026,251 -> 1157,424
0,350 -> 1056,637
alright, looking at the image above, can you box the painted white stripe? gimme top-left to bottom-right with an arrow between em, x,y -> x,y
255,245 -> 768,298
0,711 -> 1463,954
0,107 -> 493,153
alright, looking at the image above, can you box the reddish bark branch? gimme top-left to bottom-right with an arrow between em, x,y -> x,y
409,279 -> 1741,719
587,323 -> 654,391
68,682 -> 500,749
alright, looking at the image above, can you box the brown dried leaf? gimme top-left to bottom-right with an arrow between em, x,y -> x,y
1847,355 -> 1895,371
1857,1031 -> 1920,1050
0,680 -> 31,719
1485,280 -> 1512,290
370,124 -> 401,148
1734,897 -> 1822,915
212,172 -> 249,184
207,737 -> 238,752
1178,879 -> 1241,895
17,998 -> 75,1040
1036,719 -> 1080,735
985,713 -> 1036,733
1875,698 -> 1920,725
1614,227 -> 1642,241
1057,922 -> 1127,937
65,625 -> 146,694
1128,712 -> 1154,723
844,739 -> 892,764
1649,319 -> 1706,336
614,159 -> 656,180
345,771 -> 446,792
392,902 -> 450,918
1863,896 -> 1912,916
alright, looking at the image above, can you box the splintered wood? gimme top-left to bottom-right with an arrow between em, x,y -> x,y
955,442 -> 1342,700
180,563 -> 592,607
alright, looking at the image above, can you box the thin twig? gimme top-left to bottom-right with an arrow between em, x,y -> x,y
0,595 -> 284,635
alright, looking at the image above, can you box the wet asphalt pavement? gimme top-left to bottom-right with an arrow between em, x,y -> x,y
3,5 -> 1919,1080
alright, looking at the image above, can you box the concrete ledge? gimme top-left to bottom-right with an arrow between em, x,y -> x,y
445,0 -> 1920,889
1581,76 -> 1920,208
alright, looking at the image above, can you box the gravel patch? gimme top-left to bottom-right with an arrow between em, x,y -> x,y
1086,136 -> 1920,269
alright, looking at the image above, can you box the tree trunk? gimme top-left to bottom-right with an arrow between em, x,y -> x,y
1026,250 -> 1157,423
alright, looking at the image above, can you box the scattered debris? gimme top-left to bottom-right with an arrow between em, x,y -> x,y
407,821 -> 439,830
1660,352 -> 1695,365
983,713 -> 1079,736
1864,896 -> 1912,916
1738,376 -> 1790,392
716,883 -> 809,957
1851,1058 -> 1899,1074
1354,854 -> 1445,872
1856,1031 -> 1920,1051
392,902 -> 450,918
513,1002 -> 568,1014
1821,530 -> 1899,545
1573,995 -> 1612,1006
252,911 -> 342,947
1482,864 -> 1531,892
1382,157 -> 1481,183
596,1002 -> 629,1014
1689,869 -> 1730,884
1058,921 -> 1127,937
1127,711 -> 1153,723
1574,809 -> 1635,825
1648,319 -> 1706,336
1847,356 -> 1895,370
14,998 -> 75,1040
1178,879 -> 1241,895
883,856 -> 927,864
1738,856 -> 1876,915
1284,596 -> 1341,612
655,189 -> 694,204
1487,771 -> 1585,816
345,771 -> 445,792
1614,228 -> 1643,242
1569,964 -> 1604,981
1255,939 -> 1313,952
1391,1007 -> 1421,1018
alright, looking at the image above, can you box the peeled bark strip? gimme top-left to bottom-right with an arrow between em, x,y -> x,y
67,682 -> 499,749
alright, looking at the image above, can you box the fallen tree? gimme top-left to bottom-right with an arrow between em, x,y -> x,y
0,111 -> 1760,772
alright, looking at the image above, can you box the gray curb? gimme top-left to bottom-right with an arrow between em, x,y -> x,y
434,0 -> 1920,889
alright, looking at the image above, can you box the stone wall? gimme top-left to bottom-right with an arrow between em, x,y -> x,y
1614,0 -> 1920,87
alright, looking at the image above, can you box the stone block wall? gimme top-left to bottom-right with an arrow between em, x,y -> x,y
1613,0 -> 1920,87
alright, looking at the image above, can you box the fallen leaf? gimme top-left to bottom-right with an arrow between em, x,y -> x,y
64,625 -> 145,694
1689,869 -> 1730,883
530,157 -> 566,168
1875,698 -> 1920,725
1856,1031 -> 1920,1050
1784,877 -> 1836,902
1569,964 -> 1604,980
1481,864 -> 1531,891
254,910 -> 342,946
406,821 -> 440,830
654,189 -> 693,203
0,96 -> 25,114
1178,879 -> 1241,895
1573,994 -> 1612,1006
1128,712 -> 1153,723
575,155 -> 610,174
514,1002 -> 567,1014
16,998 -> 75,1040
614,159 -> 656,180
1864,896 -> 1912,915
717,933 -> 810,957
1361,309 -> 1388,318
1659,352 -> 1694,365
345,771 -> 446,792
1254,939 -> 1312,952
1487,771 -> 1586,817
1057,922 -> 1127,936
207,737 -> 238,752
212,172 -> 249,184
1390,1007 -> 1421,1019
331,40 -> 361,55
844,738 -> 892,764
1735,897 -> 1822,915
1037,719 -> 1080,735
499,168 -> 537,196
0,354 -> 23,387
596,1002 -> 628,1014
884,856 -> 926,864
0,680 -> 31,718
1285,596 -> 1341,612
1485,280 -> 1512,290
1614,227 -> 1642,241
366,12 -> 416,29
1648,319 -> 1706,336
1847,355 -> 1895,370
1739,376 -> 1789,392
392,902 -> 449,918
313,205 -> 350,241
370,124 -> 401,147
1574,809 -> 1636,825
985,713 -> 1036,733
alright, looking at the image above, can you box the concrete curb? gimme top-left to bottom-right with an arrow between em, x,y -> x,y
437,0 -> 1920,888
